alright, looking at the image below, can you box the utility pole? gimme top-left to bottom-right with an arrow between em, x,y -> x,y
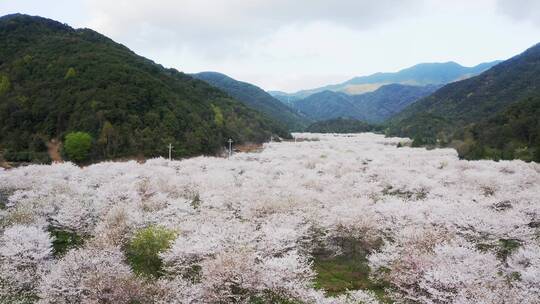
168,143 -> 173,161
228,138 -> 233,158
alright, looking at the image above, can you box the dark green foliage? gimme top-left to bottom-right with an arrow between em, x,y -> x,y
350,84 -> 441,123
248,291 -> 303,304
48,227 -> 84,257
193,72 -> 310,131
497,239 -> 522,261
0,14 -> 289,163
306,118 -> 377,133
63,131 -> 92,162
387,43 -> 540,162
0,74 -> 10,95
458,96 -> 540,161
126,225 -> 177,278
477,239 -> 522,262
293,91 -> 364,121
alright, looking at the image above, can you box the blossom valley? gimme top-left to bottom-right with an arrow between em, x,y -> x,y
1,133 -> 539,303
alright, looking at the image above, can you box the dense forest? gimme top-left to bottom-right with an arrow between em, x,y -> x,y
456,96 -> 540,161
306,118 -> 377,133
387,43 -> 540,162
0,14 -> 289,163
193,72 -> 311,131
293,91 -> 364,121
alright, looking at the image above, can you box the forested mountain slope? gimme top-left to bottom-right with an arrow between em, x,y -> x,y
388,43 -> 540,161
0,14 -> 289,163
292,90 -> 364,121
350,83 -> 441,123
193,72 -> 311,131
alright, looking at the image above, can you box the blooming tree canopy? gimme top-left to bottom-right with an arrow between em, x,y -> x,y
0,133 -> 539,303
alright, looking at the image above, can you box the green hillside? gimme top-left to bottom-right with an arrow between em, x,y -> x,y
350,84 -> 441,123
0,14 -> 289,163
457,96 -> 540,162
293,91 -> 363,121
387,43 -> 540,161
192,72 -> 311,131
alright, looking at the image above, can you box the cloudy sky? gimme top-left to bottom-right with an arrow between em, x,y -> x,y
1,1 -> 540,92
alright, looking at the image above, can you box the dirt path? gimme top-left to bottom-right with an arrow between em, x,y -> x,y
47,139 -> 63,163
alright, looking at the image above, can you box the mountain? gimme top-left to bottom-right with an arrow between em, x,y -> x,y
192,72 -> 311,131
271,61 -> 501,99
267,91 -> 302,106
290,84 -> 439,123
292,90 -> 364,121
350,84 -> 441,123
458,96 -> 540,162
305,118 -> 377,133
388,43 -> 540,161
0,14 -> 290,163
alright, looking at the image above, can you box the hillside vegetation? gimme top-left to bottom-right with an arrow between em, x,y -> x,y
387,43 -> 540,161
193,72 -> 311,131
0,14 -> 289,163
293,91 -> 363,121
457,96 -> 540,162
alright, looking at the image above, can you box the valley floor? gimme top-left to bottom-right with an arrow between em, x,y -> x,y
0,133 -> 539,303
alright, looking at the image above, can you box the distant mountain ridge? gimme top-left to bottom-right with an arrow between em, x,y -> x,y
271,61 -> 501,99
290,83 -> 440,123
192,72 -> 311,131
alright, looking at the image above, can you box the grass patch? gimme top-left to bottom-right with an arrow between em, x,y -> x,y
313,253 -> 391,302
497,239 -> 521,261
476,238 -> 522,262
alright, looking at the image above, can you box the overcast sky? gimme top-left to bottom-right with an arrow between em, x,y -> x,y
1,0 -> 540,92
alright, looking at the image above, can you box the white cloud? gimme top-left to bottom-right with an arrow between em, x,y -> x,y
496,0 -> 540,26
4,0 -> 540,92
84,0 -> 422,41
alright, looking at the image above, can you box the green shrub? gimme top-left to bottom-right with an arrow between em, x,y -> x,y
0,74 -> 10,95
64,132 -> 93,162
64,67 -> 76,79
48,227 -> 84,257
126,225 -> 177,278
